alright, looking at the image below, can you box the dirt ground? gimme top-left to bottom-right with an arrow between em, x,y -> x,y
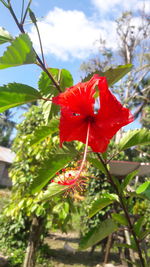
43,231 -> 125,267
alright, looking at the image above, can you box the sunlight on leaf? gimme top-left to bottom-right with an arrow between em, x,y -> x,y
0,83 -> 41,112
0,27 -> 13,44
30,153 -> 76,194
79,218 -> 118,250
119,129 -> 150,151
82,64 -> 133,86
39,68 -> 73,123
0,33 -> 36,69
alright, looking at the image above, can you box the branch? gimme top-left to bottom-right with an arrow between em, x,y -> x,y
21,0 -> 32,25
96,153 -> 146,267
7,2 -> 62,93
133,102 -> 146,119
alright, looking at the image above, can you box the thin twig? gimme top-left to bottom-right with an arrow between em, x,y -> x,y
106,150 -> 120,164
20,0 -> 25,23
0,0 -> 9,8
21,0 -> 32,25
34,23 -> 45,66
7,2 -> 62,92
9,4 -> 24,31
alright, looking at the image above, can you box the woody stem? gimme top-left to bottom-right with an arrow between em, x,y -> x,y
76,123 -> 90,179
96,153 -> 145,267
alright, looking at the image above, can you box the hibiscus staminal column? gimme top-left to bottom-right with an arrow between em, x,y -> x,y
75,122 -> 90,179
51,123 -> 90,196
51,169 -> 88,197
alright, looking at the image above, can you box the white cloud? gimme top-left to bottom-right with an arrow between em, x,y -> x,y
92,0 -> 150,15
30,8 -> 99,60
29,7 -> 117,61
92,0 -> 126,13
29,1 -> 149,61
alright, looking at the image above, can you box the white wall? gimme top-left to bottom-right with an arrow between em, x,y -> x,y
0,161 -> 12,187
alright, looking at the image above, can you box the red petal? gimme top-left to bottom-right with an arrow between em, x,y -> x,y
98,77 -> 133,123
52,75 -> 100,116
88,121 -> 110,152
60,109 -> 110,153
53,75 -> 134,153
85,77 -> 133,152
97,77 -> 134,140
59,108 -> 88,146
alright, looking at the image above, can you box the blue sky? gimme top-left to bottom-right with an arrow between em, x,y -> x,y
0,0 -> 149,127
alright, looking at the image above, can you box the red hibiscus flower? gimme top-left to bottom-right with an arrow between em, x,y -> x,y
52,75 -> 133,153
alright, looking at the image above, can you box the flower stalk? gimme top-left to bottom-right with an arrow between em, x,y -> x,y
96,153 -> 145,267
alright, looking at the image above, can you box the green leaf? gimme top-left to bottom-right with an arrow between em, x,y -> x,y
82,64 -> 133,86
42,100 -> 54,125
103,64 -> 133,86
139,229 -> 150,240
119,129 -> 150,151
136,181 -> 150,200
0,27 -> 13,44
102,151 -> 107,161
0,33 -> 36,69
89,195 -> 116,218
127,191 -> 148,200
30,153 -> 75,194
115,243 -> 136,250
29,118 -> 59,146
87,157 -> 107,175
53,202 -> 69,220
39,68 -> 73,95
134,217 -> 145,237
39,68 -> 57,95
121,170 -> 138,190
29,8 -> 37,24
111,175 -> 122,193
112,213 -> 128,226
39,183 -> 68,201
0,83 -> 41,112
39,68 -> 73,122
79,218 -> 118,250
102,193 -> 118,200
61,69 -> 73,89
